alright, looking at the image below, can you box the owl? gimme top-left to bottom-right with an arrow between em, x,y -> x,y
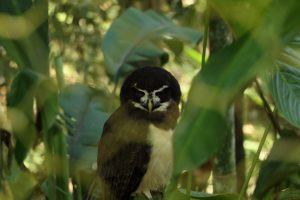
87,66 -> 181,200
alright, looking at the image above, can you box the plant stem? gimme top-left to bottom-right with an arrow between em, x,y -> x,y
186,171 -> 192,200
238,124 -> 271,200
201,9 -> 209,69
54,55 -> 65,90
208,3 -> 236,193
254,79 -> 281,134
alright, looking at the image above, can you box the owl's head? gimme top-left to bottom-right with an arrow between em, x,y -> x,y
120,67 -> 181,113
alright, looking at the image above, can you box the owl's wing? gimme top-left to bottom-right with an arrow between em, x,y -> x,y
99,142 -> 151,199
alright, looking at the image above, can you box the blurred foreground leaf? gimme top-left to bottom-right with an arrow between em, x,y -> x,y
0,0 -> 47,39
59,84 -> 110,172
102,7 -> 202,79
5,160 -> 37,200
278,188 -> 300,200
172,0 -> 300,176
7,69 -> 42,165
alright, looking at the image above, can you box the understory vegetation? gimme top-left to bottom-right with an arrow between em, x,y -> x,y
0,0 -> 300,199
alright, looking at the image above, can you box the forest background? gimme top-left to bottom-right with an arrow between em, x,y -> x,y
0,0 -> 300,199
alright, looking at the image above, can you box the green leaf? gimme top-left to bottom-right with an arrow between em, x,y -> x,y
102,7 -> 202,78
44,124 -> 71,200
173,109 -> 228,174
172,0 -> 300,176
254,131 -> 300,199
278,189 -> 300,200
5,158 -> 37,200
8,170 -> 37,200
166,188 -> 239,200
36,79 -> 60,133
269,64 -> 300,128
279,36 -> 300,69
0,0 -> 32,14
172,34 -> 265,175
7,68 -> 42,165
59,84 -> 110,172
0,0 -> 48,74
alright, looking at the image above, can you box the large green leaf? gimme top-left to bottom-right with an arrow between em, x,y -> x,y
0,0 -> 32,14
59,84 -> 110,172
7,69 -> 42,165
172,0 -> 300,176
253,131 -> 300,199
269,64 -> 300,128
0,0 -> 48,74
172,34 -> 266,175
8,166 -> 37,200
102,7 -> 202,78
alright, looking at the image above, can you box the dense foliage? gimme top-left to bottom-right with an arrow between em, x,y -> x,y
0,0 -> 300,199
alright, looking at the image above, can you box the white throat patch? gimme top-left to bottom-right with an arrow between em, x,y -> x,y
135,125 -> 173,196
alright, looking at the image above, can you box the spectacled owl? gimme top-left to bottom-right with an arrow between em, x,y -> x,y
87,66 -> 181,200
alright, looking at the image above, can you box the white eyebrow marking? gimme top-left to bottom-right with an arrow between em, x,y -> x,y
152,85 -> 169,104
133,83 -> 149,104
152,85 -> 169,94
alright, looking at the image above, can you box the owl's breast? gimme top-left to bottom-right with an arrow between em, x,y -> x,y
135,124 -> 173,196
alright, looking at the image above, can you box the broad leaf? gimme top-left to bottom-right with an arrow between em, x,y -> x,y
0,0 -> 33,14
167,188 -> 239,200
172,0 -> 300,176
8,168 -> 37,200
278,189 -> 300,200
7,69 -> 42,165
254,131 -> 300,199
36,79 -> 60,133
102,8 -> 202,78
269,64 -> 300,128
59,84 -> 110,172
0,0 -> 48,73
173,108 -> 228,174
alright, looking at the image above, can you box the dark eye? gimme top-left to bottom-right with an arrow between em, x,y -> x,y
156,88 -> 170,102
131,86 -> 145,100
134,90 -> 144,98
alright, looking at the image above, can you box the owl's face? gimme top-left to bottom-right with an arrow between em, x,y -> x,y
130,83 -> 171,112
120,67 -> 181,113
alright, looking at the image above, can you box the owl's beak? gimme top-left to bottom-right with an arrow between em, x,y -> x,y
148,100 -> 153,112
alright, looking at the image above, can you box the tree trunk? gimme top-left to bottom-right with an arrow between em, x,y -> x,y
234,96 -> 246,192
208,6 -> 237,193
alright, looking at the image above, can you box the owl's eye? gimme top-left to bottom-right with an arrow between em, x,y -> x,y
134,90 -> 145,98
131,86 -> 147,101
155,87 -> 170,102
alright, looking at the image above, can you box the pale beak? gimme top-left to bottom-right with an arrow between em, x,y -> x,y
148,100 -> 153,112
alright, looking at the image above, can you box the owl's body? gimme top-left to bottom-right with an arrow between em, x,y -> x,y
89,67 -> 181,200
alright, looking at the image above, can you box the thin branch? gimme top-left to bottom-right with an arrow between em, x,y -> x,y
201,9 -> 209,68
238,124 -> 271,199
254,79 -> 281,134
